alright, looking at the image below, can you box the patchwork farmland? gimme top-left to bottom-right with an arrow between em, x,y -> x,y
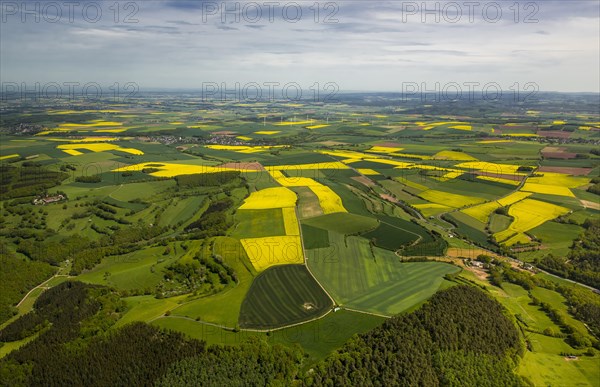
1,92 -> 598,386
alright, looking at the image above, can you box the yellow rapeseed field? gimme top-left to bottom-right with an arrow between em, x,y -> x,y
461,202 -> 501,223
521,172 -> 589,197
462,191 -> 532,223
57,143 -> 143,155
366,146 -> 404,154
206,145 -> 285,154
497,191 -> 532,207
526,172 -> 589,188
502,233 -> 531,246
433,171 -> 464,181
62,149 -> 84,156
306,124 -> 330,129
494,199 -> 569,244
319,150 -> 377,160
94,128 -> 129,133
48,109 -> 122,114
413,203 -> 452,217
521,183 -> 574,197
275,120 -> 314,126
364,158 -> 415,168
476,176 -> 520,186
0,154 -> 19,161
456,161 -> 529,175
357,169 -> 380,175
477,140 -> 513,144
394,177 -> 428,191
238,187 -> 297,210
450,125 -> 472,131
254,131 -> 281,135
419,190 -> 485,208
433,150 -> 477,161
241,236 -> 303,271
389,153 -> 432,160
268,170 -> 347,214
268,162 -> 349,171
281,207 -> 300,236
309,185 -> 347,214
113,162 -> 261,177
236,136 -> 252,141
59,121 -> 123,128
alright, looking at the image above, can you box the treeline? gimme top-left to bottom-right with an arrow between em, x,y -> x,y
185,197 -> 233,237
587,177 -> 600,195
17,224 -> 166,274
74,175 -> 102,183
175,171 -> 240,188
0,281 -> 118,343
306,285 -> 524,386
0,165 -> 68,199
156,338 -> 302,386
157,252 -> 237,298
538,218 -> 600,289
0,244 -> 55,324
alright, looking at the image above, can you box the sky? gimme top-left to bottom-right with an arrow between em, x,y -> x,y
1,0 -> 599,92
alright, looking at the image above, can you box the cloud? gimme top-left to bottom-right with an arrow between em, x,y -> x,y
0,0 -> 598,92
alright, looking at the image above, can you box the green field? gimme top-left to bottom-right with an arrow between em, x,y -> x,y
77,244 -> 184,291
239,264 -> 333,329
489,213 -> 512,233
171,237 -> 256,327
301,224 -> 330,249
233,208 -> 286,238
308,232 -> 460,315
301,212 -> 378,235
361,220 -> 419,251
519,334 -> 600,387
157,196 -> 206,228
518,222 -> 583,262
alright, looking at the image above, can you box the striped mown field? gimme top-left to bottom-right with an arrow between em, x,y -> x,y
239,265 -> 332,329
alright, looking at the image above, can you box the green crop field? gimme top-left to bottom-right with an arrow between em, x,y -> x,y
307,232 -> 460,315
301,212 -> 378,235
232,208 -> 286,238
361,220 -> 419,250
238,264 -> 332,329
77,244 -> 183,291
518,222 -> 583,262
301,224 -> 330,249
157,196 -> 206,228
489,213 -> 512,233
152,307 -> 386,369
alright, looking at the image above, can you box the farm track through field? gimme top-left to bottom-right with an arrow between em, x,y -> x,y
297,206 -> 337,307
16,272 -> 71,308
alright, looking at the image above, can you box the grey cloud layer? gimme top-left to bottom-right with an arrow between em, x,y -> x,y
1,0 -> 598,91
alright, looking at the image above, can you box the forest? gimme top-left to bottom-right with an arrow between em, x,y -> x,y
0,283 -> 527,386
